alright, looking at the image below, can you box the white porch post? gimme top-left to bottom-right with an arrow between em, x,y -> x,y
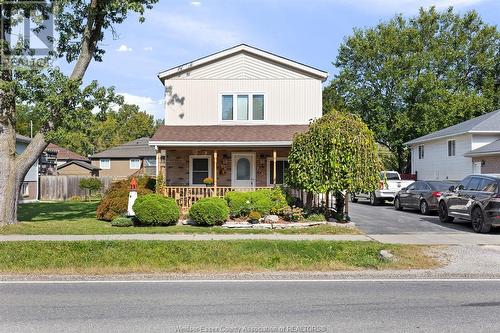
155,146 -> 160,177
273,149 -> 277,186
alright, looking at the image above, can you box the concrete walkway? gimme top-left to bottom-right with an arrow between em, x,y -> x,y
0,232 -> 500,244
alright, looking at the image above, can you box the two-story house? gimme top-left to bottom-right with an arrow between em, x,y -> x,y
406,109 -> 500,181
149,44 -> 328,192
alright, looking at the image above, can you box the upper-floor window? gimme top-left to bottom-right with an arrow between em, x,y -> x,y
130,158 -> 141,170
100,159 -> 110,170
418,145 -> 424,159
221,93 -> 264,121
448,140 -> 456,156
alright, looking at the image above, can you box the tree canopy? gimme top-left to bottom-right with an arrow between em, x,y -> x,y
324,7 -> 500,172
287,111 -> 381,196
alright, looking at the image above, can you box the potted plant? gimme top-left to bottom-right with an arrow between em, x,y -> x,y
203,177 -> 214,187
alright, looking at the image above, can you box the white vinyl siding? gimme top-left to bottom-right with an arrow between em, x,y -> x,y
100,159 -> 111,170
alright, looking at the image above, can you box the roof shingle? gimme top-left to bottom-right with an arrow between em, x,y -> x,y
46,143 -> 89,162
91,137 -> 156,159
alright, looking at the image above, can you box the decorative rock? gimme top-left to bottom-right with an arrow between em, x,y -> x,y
264,215 -> 280,223
221,222 -> 253,229
379,250 -> 394,261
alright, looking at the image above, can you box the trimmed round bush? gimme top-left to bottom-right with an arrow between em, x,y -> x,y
189,197 -> 229,226
111,217 -> 134,227
225,191 -> 250,217
133,194 -> 180,226
248,211 -> 262,222
96,176 -> 155,221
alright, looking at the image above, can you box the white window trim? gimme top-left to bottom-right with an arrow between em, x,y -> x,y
219,92 -> 266,123
447,140 -> 456,157
418,145 -> 424,160
100,159 -> 111,170
129,158 -> 141,170
189,155 -> 212,186
266,157 -> 288,186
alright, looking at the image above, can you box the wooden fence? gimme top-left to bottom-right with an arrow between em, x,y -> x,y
39,176 -> 115,201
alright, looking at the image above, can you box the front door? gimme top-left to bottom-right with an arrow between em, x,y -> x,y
232,153 -> 255,187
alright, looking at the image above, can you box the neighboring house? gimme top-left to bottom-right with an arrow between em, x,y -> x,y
406,110 -> 500,181
149,44 -> 328,188
91,137 -> 157,179
16,135 -> 39,203
57,160 -> 100,177
40,143 -> 91,175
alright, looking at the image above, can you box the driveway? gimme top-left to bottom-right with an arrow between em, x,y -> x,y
349,201 -> 500,235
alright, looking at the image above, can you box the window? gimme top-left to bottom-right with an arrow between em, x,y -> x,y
222,95 -> 233,120
190,156 -> 211,186
418,145 -> 424,159
478,178 -> 498,193
130,158 -> 141,170
252,95 -> 264,120
465,177 -> 482,191
21,182 -> 29,197
144,157 -> 156,167
100,159 -> 110,170
448,140 -> 456,156
268,159 -> 289,185
221,94 -> 265,121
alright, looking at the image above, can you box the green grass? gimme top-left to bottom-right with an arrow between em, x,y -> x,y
2,202 -> 359,235
0,240 -> 438,274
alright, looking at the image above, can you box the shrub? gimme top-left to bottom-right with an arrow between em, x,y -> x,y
96,177 -> 155,221
79,178 -> 103,200
69,195 -> 82,202
283,206 -> 304,222
133,194 -> 180,226
225,189 -> 290,217
248,211 -> 262,222
111,217 -> 134,227
189,197 -> 229,226
306,213 -> 326,222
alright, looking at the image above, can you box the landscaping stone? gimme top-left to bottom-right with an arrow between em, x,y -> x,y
331,221 -> 357,228
264,215 -> 279,224
222,222 -> 253,229
379,250 -> 394,261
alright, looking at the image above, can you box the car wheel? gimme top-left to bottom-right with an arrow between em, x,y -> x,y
420,200 -> 430,215
370,193 -> 378,206
394,197 -> 403,211
350,194 -> 358,203
438,201 -> 454,223
471,207 -> 491,234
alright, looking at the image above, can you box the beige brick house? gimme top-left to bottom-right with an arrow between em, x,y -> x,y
149,44 -> 328,196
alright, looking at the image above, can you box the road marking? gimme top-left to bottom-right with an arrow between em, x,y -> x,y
1,278 -> 500,284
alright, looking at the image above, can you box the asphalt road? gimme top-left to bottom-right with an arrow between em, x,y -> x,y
1,280 -> 500,333
349,200 -> 500,235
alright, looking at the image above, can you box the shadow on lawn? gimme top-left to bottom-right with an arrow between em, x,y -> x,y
18,202 -> 99,222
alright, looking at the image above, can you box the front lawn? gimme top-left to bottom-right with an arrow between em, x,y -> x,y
3,201 -> 359,235
0,240 -> 438,274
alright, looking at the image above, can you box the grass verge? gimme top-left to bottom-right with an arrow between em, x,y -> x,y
0,240 -> 439,274
3,202 -> 359,235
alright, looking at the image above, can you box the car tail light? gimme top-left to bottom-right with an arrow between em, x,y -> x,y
431,192 -> 442,198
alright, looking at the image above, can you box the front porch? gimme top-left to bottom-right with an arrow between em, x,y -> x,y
154,147 -> 290,210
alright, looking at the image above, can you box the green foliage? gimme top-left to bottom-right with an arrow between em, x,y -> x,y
79,178 -> 102,192
248,211 -> 262,222
133,194 -> 180,226
189,197 -> 229,226
111,217 -> 134,227
96,177 -> 154,221
287,111 -> 381,197
68,196 -> 82,202
306,213 -> 326,222
326,8 -> 500,171
225,189 -> 290,218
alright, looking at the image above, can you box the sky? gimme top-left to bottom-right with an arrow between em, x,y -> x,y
65,0 -> 500,120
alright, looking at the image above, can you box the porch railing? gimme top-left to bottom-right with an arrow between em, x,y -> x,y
164,186 -> 272,211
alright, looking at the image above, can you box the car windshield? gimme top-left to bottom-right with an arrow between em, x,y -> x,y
380,172 -> 400,180
428,182 -> 455,191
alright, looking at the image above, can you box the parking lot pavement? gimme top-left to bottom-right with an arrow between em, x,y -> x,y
349,200 -> 500,235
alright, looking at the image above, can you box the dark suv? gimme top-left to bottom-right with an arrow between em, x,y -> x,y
438,175 -> 500,233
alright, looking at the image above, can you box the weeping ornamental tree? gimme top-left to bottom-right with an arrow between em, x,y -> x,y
287,111 -> 382,218
0,0 -> 158,225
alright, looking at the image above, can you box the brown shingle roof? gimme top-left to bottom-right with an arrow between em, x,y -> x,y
46,143 -> 89,162
91,137 -> 156,159
151,125 -> 309,145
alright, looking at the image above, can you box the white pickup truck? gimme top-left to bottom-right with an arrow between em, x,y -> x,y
351,171 -> 415,205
